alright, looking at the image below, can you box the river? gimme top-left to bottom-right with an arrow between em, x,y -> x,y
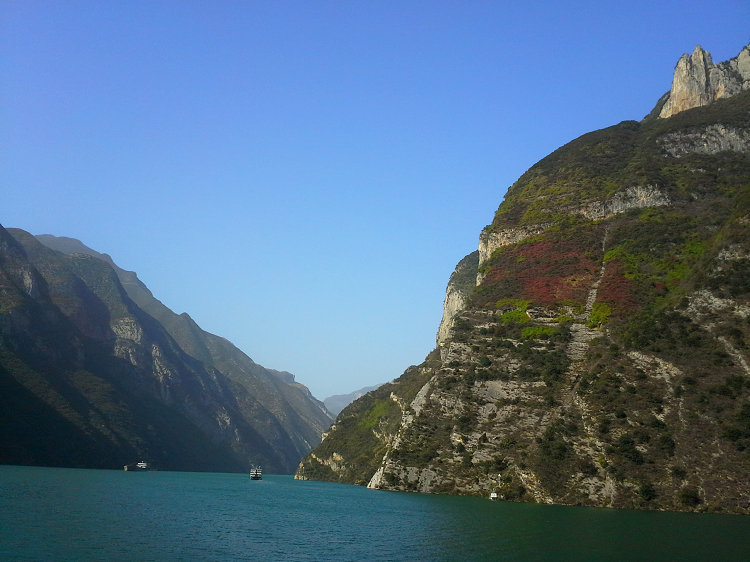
1,465 -> 747,560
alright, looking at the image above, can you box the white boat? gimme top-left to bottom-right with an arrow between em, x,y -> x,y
249,466 -> 262,480
124,460 -> 153,471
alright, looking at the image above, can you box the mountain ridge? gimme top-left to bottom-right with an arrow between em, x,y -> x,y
1,227 -> 332,472
295,44 -> 750,513
324,384 -> 383,417
35,233 -> 331,435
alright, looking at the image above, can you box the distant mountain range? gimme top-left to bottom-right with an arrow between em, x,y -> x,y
324,384 -> 382,416
295,44 -> 750,513
0,228 -> 332,473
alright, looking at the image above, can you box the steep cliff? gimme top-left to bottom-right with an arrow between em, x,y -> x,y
437,252 -> 479,347
0,228 -> 332,472
656,44 -> 750,119
295,45 -> 750,513
34,234 -> 332,461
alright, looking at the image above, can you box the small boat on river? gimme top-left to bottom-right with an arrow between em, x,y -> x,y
249,466 -> 262,480
123,461 -> 153,471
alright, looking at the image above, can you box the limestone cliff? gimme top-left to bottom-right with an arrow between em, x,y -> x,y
295,45 -> 750,513
437,252 -> 479,347
658,44 -> 750,118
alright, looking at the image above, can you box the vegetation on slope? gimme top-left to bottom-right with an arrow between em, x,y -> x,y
295,89 -> 750,513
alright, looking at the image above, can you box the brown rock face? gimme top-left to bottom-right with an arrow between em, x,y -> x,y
659,44 -> 750,118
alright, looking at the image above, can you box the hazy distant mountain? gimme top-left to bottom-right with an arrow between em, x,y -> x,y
324,384 -> 383,416
0,228 -> 332,473
296,44 -> 750,513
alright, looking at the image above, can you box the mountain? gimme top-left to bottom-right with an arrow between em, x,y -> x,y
295,44 -> 750,513
34,234 -> 333,455
324,384 -> 383,417
656,44 -> 750,119
0,228 -> 332,472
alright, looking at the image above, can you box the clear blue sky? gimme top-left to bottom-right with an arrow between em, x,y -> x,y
2,1 -> 748,399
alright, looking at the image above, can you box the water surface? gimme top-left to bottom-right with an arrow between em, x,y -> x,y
1,465 -> 748,560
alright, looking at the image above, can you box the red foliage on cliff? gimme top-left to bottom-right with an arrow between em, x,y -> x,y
482,239 -> 600,306
597,260 -> 640,315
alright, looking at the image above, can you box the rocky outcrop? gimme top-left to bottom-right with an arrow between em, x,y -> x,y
657,125 -> 750,157
659,44 -> 750,118
437,289 -> 467,349
367,382 -> 434,490
437,252 -> 479,347
478,225 -> 549,267
478,184 -> 671,272
578,185 -> 670,220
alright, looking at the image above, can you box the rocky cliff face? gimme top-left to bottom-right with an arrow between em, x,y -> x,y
657,124 -> 750,157
437,252 -> 479,347
35,234 -> 332,462
476,184 -> 672,280
658,44 -> 750,118
0,228 -> 332,472
295,45 -> 750,513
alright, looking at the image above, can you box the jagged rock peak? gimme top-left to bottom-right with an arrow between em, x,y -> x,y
659,43 -> 750,118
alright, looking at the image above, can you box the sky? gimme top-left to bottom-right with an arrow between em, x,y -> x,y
2,1 -> 748,400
